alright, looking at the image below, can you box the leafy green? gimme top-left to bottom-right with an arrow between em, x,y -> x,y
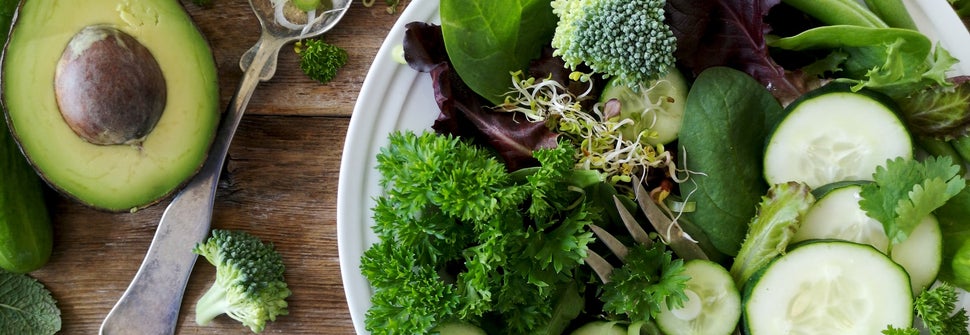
294,38 -> 348,84
916,283 -> 970,335
883,283 -> 969,335
362,131 -> 596,334
600,242 -> 690,322
859,156 -> 966,247
899,80 -> 970,141
678,66 -> 786,256
439,0 -> 558,104
0,270 -> 61,335
768,25 -> 958,100
936,187 -> 970,290
730,182 -> 815,288
882,325 -> 921,335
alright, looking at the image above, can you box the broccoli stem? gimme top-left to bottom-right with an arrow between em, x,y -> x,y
195,282 -> 231,326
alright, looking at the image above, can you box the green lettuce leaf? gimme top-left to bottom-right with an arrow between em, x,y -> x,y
769,25 -> 958,99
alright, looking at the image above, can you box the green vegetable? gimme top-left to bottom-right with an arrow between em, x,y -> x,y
794,183 -> 943,295
292,0 -> 320,11
0,270 -> 61,335
190,0 -> 213,6
900,81 -> 970,141
678,66 -> 785,256
598,68 -> 690,146
294,38 -> 347,84
859,156 -> 966,248
440,0 -> 557,105
882,283 -> 970,335
569,321 -> 627,335
0,0 -> 53,274
781,0 -> 888,27
863,0 -> 918,30
762,84 -> 913,189
656,259 -> 741,335
743,241 -> 914,334
550,0 -> 676,89
769,25 -> 958,100
361,0 -> 400,14
193,229 -> 291,333
501,72 -> 675,183
934,187 -> 970,290
730,182 -> 815,288
600,242 -> 690,322
361,131 -> 596,334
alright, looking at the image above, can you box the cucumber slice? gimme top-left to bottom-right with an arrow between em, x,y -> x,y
657,259 -> 740,335
763,85 -> 913,189
599,68 -> 688,145
792,183 -> 943,294
743,241 -> 913,334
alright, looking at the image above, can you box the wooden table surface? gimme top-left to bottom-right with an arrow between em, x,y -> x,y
28,0 -> 414,333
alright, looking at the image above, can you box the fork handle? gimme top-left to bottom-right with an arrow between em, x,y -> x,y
99,32 -> 284,335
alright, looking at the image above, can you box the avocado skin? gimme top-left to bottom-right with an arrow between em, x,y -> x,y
0,0 -> 52,273
1,0 -> 220,212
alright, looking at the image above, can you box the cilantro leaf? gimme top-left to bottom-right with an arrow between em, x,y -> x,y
0,270 -> 61,335
600,242 -> 690,322
859,156 -> 966,246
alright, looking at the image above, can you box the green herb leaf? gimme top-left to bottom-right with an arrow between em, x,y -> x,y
859,156 -> 966,246
916,283 -> 970,335
363,131 -> 598,334
0,270 -> 61,335
600,242 -> 690,321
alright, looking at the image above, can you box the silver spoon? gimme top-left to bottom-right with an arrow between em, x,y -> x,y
100,1 -> 351,334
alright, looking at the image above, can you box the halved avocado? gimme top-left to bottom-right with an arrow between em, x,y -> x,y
1,0 -> 219,212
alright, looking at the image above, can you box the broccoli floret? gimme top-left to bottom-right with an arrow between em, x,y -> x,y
193,229 -> 291,333
550,0 -> 677,88
294,38 -> 348,84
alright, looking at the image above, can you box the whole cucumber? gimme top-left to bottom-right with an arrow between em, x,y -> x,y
0,124 -> 53,273
0,0 -> 53,273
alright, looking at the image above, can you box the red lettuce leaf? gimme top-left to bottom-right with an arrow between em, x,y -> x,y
665,0 -> 818,104
403,22 -> 559,171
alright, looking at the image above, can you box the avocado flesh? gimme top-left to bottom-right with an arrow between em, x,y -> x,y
2,0 -> 219,212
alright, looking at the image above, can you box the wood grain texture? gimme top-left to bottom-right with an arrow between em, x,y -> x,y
26,0 -> 414,333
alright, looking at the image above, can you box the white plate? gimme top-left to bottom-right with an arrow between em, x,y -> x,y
337,0 -> 439,333
336,1 -> 970,334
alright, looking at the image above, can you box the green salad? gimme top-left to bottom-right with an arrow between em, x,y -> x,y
359,0 -> 970,334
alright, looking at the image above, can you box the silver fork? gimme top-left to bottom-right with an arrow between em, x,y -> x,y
100,1 -> 351,334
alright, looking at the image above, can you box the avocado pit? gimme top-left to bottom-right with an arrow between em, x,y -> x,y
54,25 -> 166,145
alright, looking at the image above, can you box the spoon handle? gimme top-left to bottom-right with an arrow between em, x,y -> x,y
99,33 -> 285,335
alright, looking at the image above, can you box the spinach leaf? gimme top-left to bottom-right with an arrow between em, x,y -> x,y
440,0 -> 557,105
678,67 -> 785,256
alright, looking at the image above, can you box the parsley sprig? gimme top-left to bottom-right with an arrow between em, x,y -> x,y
361,131 -> 598,334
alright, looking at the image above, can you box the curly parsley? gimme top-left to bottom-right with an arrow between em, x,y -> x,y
361,131 -> 598,334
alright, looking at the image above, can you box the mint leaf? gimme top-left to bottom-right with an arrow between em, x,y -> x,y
860,156 -> 966,246
0,270 -> 61,335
